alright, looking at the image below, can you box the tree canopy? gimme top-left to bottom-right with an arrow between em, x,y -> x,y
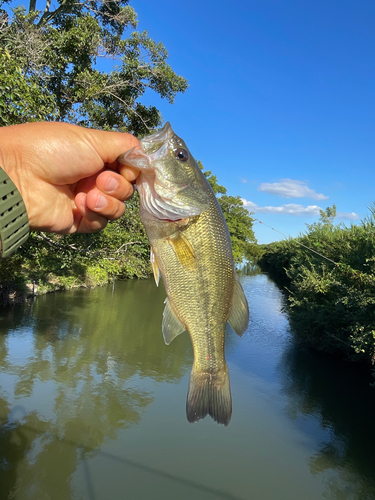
305,203 -> 338,232
0,0 -> 188,134
319,204 -> 337,226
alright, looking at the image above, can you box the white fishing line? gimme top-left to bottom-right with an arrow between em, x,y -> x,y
253,218 -> 338,266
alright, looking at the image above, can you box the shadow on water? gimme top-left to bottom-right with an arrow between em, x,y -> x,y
0,402 -> 242,500
278,344 -> 375,498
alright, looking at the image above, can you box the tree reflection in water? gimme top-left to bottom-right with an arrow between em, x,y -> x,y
3,273 -> 375,499
278,345 -> 375,499
0,280 -> 193,499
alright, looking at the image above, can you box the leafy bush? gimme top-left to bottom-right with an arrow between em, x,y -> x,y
258,207 -> 375,365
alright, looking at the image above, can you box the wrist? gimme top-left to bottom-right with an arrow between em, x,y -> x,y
0,165 -> 29,257
0,125 -> 33,230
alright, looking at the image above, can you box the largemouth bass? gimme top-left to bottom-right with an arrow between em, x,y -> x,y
118,123 -> 249,425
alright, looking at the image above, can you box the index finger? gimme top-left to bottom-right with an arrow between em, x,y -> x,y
85,128 -> 140,165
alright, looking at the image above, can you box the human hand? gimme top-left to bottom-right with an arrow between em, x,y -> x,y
0,122 -> 140,233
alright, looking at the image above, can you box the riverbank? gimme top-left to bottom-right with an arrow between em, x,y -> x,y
0,203 -> 152,306
258,217 -> 375,368
0,273 -> 114,306
0,234 -> 152,306
0,260 -> 153,306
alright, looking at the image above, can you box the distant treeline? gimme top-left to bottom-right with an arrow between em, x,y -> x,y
258,205 -> 375,370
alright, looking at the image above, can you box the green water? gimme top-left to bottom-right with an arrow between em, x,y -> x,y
1,274 -> 375,500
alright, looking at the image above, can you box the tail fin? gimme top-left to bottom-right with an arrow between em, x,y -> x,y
186,365 -> 232,426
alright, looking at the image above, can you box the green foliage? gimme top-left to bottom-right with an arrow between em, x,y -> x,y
305,203 -> 338,232
84,265 -> 109,287
319,203 -> 337,226
0,0 -> 188,133
0,191 -> 151,293
0,48 -> 58,125
218,195 -> 257,263
0,3 -> 258,294
258,210 -> 375,365
0,0 -> 184,291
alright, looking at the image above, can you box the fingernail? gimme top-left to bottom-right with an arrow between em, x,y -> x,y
95,194 -> 107,210
104,177 -> 118,192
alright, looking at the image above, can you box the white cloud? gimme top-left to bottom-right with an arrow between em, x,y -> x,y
240,178 -> 248,184
258,179 -> 329,200
241,200 -> 258,209
337,211 -> 360,220
242,200 -> 321,216
242,199 -> 359,220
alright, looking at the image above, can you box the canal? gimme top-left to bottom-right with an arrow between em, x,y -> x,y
0,271 -> 375,499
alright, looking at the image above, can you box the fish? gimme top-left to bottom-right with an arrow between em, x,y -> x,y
118,123 -> 249,425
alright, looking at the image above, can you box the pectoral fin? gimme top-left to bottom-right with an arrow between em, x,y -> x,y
150,247 -> 160,287
162,298 -> 186,345
167,231 -> 197,270
228,274 -> 249,336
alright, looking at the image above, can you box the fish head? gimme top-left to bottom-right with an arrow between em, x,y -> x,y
118,123 -> 210,221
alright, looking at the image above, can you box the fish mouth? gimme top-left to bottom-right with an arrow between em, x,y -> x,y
117,122 -> 173,170
141,122 -> 173,157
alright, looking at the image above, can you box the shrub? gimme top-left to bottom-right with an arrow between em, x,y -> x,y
258,210 -> 375,365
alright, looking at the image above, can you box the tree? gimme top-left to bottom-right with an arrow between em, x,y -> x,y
0,0 -> 188,134
218,194 -> 257,263
0,0 -> 188,292
319,204 -> 337,226
305,203 -> 337,232
0,48 -> 58,125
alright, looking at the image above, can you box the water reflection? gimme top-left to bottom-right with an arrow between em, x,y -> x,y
0,280 -> 193,499
1,275 -> 375,499
279,344 -> 375,499
237,261 -> 263,277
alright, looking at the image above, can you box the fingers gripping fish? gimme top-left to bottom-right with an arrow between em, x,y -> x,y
118,123 -> 249,425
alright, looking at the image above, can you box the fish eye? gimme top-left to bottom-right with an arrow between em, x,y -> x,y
175,148 -> 189,162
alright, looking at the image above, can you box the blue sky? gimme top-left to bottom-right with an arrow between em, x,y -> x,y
129,0 -> 375,243
6,0 -> 374,243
